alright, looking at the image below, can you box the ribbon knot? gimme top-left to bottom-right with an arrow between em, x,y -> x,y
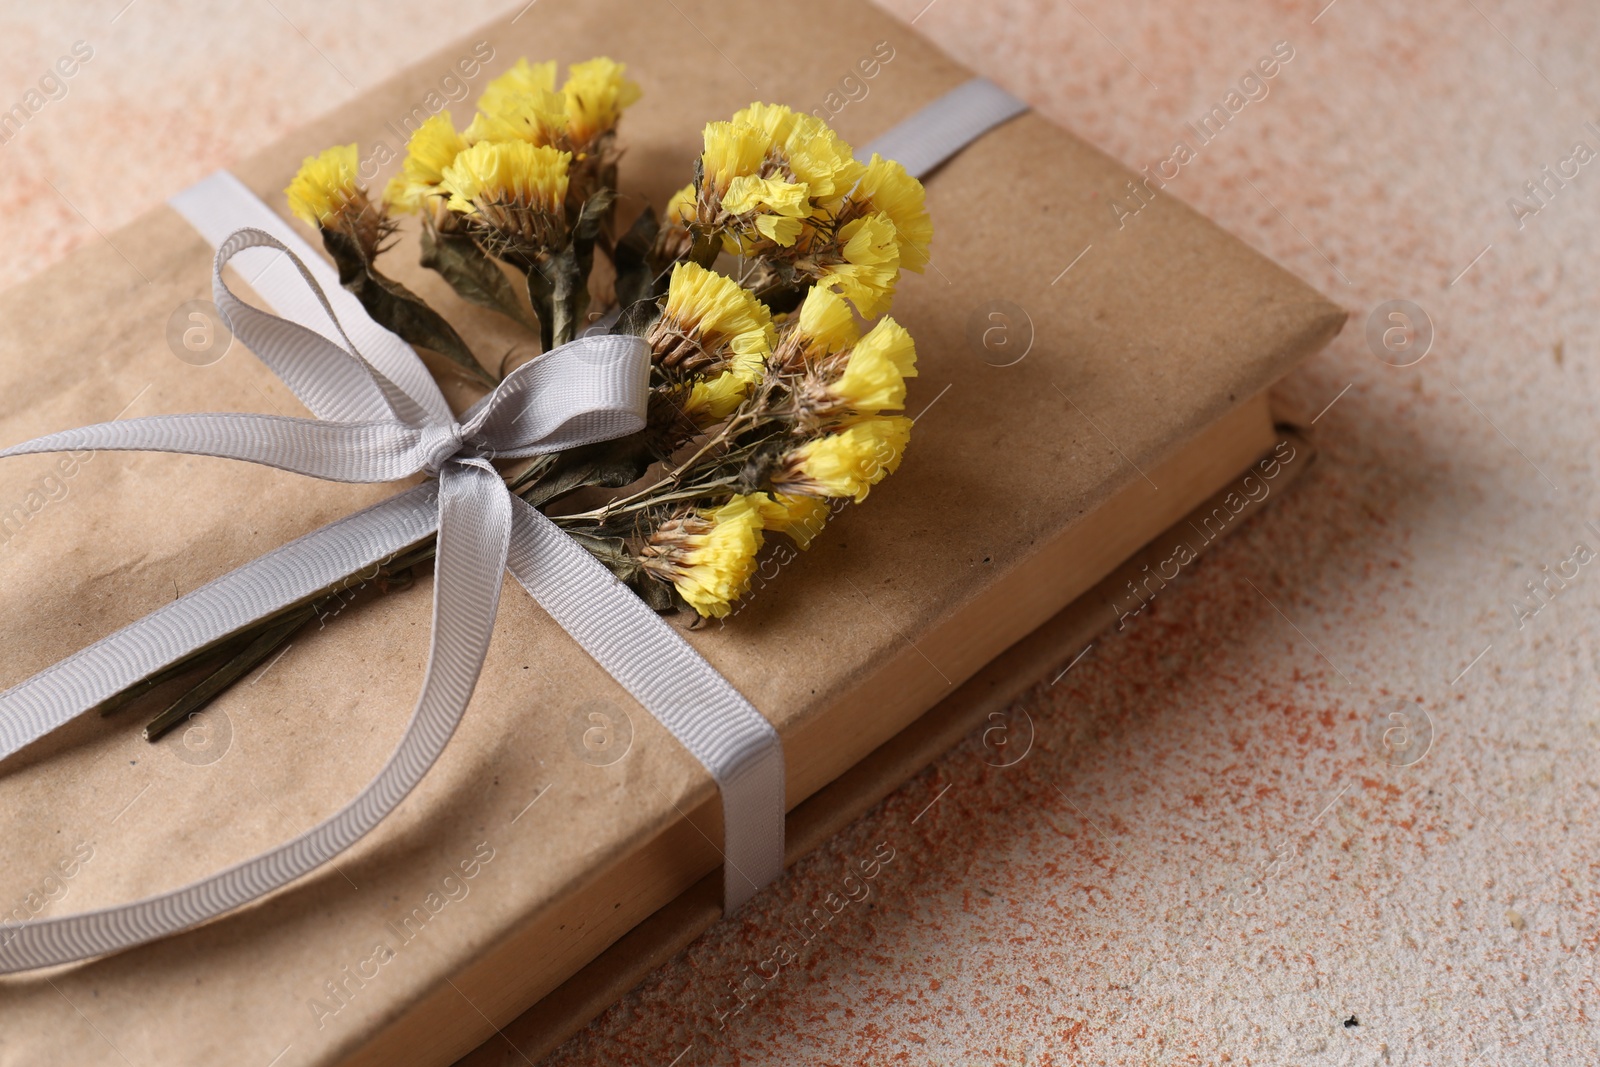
421,424 -> 469,475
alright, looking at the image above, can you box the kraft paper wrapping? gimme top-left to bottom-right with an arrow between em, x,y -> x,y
0,1 -> 1344,1063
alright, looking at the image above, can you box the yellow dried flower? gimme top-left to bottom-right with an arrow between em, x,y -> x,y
680,370 -> 748,426
795,285 -> 860,357
481,59 -> 558,110
780,112 -> 862,200
438,140 -> 571,251
728,103 -> 861,199
384,114 -> 467,215
443,141 -> 570,212
773,285 -> 859,371
773,415 -> 912,502
691,106 -> 870,263
729,101 -> 797,144
464,59 -> 566,146
648,262 -> 775,383
722,176 -> 810,220
817,213 -> 902,317
830,317 -> 917,413
654,181 -> 699,261
641,494 -> 766,617
754,491 -> 832,550
286,144 -> 363,228
721,175 -> 810,247
561,57 -> 641,146
851,154 -> 932,272
745,217 -> 800,247
464,97 -> 568,148
701,121 -> 771,195
665,182 -> 697,228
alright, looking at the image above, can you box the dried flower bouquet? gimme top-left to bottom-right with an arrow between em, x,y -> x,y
105,56 -> 930,740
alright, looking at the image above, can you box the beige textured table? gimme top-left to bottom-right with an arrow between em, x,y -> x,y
1,2 -> 1595,1064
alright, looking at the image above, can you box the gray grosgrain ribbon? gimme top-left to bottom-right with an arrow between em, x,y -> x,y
0,77 -> 1025,973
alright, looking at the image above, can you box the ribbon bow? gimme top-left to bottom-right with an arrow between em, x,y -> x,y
0,224 -> 784,973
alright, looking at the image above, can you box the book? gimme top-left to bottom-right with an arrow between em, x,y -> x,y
0,1 -> 1343,1063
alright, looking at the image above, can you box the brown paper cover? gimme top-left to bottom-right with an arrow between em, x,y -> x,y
0,1 -> 1342,1063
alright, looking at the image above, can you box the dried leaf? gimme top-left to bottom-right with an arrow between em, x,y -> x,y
563,530 -> 639,582
568,190 -> 615,342
524,254 -> 558,352
420,224 -> 540,334
528,247 -> 582,349
629,571 -> 677,612
611,297 -> 661,338
613,206 -> 660,310
519,435 -> 654,508
323,229 -> 495,387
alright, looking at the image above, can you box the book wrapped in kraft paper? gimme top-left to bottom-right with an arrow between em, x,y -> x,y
0,0 -> 1342,1063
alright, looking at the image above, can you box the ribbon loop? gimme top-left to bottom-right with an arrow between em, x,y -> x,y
214,228 -> 416,427
0,413 -> 431,484
0,464 -> 507,972
465,334 -> 652,457
174,172 -> 456,427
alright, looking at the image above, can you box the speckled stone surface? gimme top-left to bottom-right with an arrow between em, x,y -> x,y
3,2 -> 1597,1065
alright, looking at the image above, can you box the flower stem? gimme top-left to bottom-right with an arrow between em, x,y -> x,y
143,609 -> 312,741
557,474 -> 743,523
96,630 -> 256,718
101,538 -> 437,734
